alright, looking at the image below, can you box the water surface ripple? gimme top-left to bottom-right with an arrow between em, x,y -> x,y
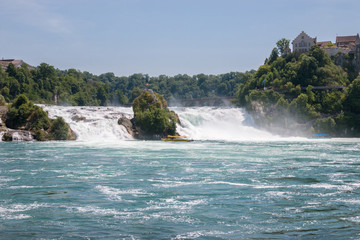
1,140 -> 360,239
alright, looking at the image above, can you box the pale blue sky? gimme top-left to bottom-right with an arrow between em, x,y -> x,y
1,0 -> 359,76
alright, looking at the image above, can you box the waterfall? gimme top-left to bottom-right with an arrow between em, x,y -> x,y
41,105 -> 134,141
41,106 -> 276,142
174,107 -> 277,141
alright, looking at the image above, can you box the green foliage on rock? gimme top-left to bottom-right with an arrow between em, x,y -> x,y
5,94 -> 74,140
6,94 -> 50,130
0,94 -> 6,106
49,117 -> 69,140
132,90 -> 177,136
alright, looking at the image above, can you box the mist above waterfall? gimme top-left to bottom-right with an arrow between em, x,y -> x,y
42,106 -> 277,142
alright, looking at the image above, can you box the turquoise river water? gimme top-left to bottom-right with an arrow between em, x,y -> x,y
1,107 -> 360,239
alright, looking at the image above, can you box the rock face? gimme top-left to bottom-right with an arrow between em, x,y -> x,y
1,109 -> 35,141
2,130 -> 35,141
118,116 -> 134,136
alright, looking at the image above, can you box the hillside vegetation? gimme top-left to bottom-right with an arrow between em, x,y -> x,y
236,45 -> 360,137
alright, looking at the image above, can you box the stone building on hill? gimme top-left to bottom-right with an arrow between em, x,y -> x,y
292,31 -> 317,53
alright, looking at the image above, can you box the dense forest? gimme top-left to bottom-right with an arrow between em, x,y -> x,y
0,63 -> 252,106
236,44 -> 360,137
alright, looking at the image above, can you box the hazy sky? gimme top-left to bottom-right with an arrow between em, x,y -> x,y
1,0 -> 359,77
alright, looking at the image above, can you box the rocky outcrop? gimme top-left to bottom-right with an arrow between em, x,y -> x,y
117,116 -> 163,140
72,115 -> 86,122
1,108 -> 35,141
118,116 -> 134,136
0,95 -> 76,142
2,130 -> 35,141
117,90 -> 180,140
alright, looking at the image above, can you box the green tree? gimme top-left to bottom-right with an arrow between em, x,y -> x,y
6,94 -> 50,130
0,94 -> 6,106
268,48 -> 279,64
313,117 -> 336,134
343,76 -> 360,114
276,38 -> 290,55
290,93 -> 319,122
50,117 -> 69,140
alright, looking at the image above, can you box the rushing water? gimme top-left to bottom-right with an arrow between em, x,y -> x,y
1,106 -> 360,239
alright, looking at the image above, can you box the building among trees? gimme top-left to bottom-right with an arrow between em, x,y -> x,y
291,31 -> 360,75
292,31 -> 360,57
292,31 -> 317,53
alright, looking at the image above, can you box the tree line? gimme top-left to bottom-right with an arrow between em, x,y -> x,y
0,63 -> 252,106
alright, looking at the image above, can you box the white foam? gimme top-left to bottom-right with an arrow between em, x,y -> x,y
0,203 -> 47,220
341,216 -> 360,223
143,198 -> 207,212
8,186 -> 37,189
41,105 -> 134,142
174,230 -> 236,239
174,107 -> 279,141
95,185 -> 152,202
72,205 -> 123,216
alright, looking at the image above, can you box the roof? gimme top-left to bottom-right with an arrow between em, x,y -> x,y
336,34 -> 359,44
317,41 -> 333,48
292,31 -> 317,44
0,59 -> 29,69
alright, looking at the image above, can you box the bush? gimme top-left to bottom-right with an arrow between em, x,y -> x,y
49,117 -> 69,140
5,94 -> 74,140
0,95 -> 6,106
132,90 -> 177,136
6,94 -> 33,129
6,94 -> 50,130
313,117 -> 336,134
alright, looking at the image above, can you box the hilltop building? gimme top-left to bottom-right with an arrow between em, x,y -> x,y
292,31 -> 360,57
336,34 -> 360,48
292,31 -> 317,53
291,31 -> 360,75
